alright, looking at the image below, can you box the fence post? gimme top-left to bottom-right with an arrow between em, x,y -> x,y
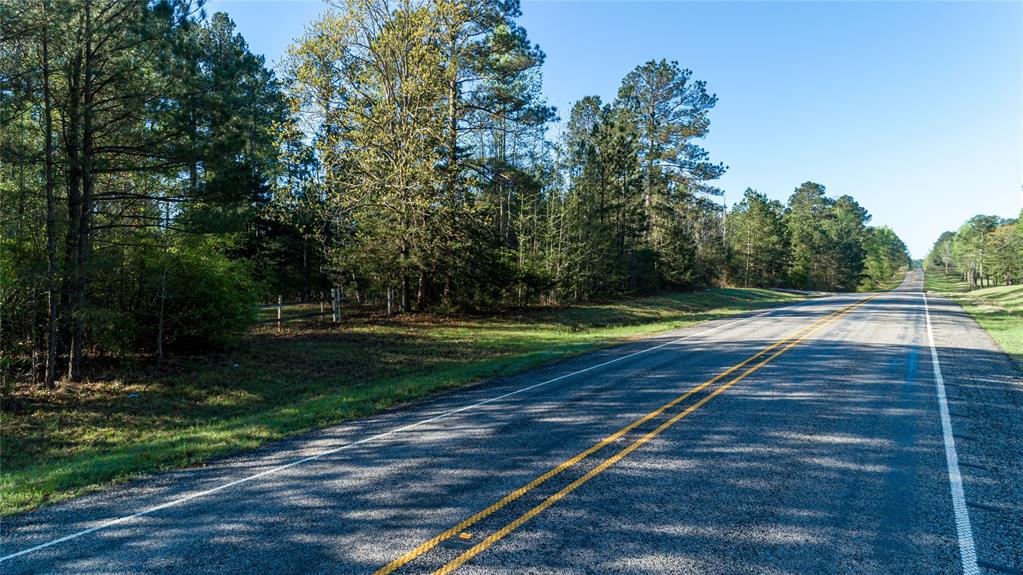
277,294 -> 282,332
335,288 -> 341,322
331,288 -> 339,323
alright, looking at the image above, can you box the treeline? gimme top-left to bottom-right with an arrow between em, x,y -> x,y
724,185 -> 909,291
1,0 -> 908,386
926,213 -> 1023,287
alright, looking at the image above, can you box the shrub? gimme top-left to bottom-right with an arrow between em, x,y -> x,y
136,243 -> 258,353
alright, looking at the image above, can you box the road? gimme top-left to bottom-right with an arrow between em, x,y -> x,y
3,270 -> 1022,574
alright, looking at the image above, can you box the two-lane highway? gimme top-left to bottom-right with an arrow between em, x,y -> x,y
3,270 -> 1021,574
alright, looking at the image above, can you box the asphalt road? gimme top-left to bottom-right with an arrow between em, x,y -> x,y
3,270 -> 1022,574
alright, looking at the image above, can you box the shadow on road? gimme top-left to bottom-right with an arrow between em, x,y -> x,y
3,291 -> 1021,574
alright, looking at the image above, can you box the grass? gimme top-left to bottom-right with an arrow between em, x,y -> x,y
925,268 -> 1023,367
859,268 -> 908,292
923,269 -> 970,293
0,287 -> 807,516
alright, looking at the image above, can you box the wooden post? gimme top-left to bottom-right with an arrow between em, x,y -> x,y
335,289 -> 341,322
277,294 -> 283,332
331,288 -> 339,323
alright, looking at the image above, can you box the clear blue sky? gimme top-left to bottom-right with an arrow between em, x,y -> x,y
205,0 -> 1022,258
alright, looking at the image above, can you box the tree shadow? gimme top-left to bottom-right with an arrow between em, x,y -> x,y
3,291 -> 1021,574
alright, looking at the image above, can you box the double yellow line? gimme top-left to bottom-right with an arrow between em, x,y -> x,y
376,295 -> 876,575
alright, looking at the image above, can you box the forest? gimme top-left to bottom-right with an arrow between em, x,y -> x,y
1,0 -> 910,388
926,213 -> 1023,288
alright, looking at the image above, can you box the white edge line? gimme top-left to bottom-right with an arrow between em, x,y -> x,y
923,289 -> 979,575
1,295 -> 831,563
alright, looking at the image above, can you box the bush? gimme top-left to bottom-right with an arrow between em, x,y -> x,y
136,243 -> 258,353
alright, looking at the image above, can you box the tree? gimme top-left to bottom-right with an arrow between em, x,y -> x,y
954,215 -> 1002,287
556,98 -> 645,298
988,222 -> 1022,285
827,195 -> 869,291
8,0 -> 917,390
615,60 -> 726,286
726,188 -> 787,288
784,182 -> 832,289
926,214 -> 1018,289
0,2 -> 293,384
286,0 -> 447,311
284,0 -> 553,311
926,231 -> 957,277
863,226 -> 909,289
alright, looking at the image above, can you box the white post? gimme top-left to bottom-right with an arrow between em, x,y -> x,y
331,288 -> 339,323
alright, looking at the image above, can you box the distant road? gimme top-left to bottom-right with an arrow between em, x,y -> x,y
3,270 -> 1022,574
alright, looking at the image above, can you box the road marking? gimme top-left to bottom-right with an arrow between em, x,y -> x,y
923,291 -> 979,575
375,296 -> 872,575
430,294 -> 874,575
375,298 -> 864,574
1,297 -> 822,563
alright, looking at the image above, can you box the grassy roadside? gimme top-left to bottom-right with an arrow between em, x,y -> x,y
859,268 -> 908,292
925,269 -> 1023,367
1,288 -> 806,516
923,270 -> 970,293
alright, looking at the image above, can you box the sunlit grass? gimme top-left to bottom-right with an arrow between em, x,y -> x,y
924,269 -> 970,293
926,270 -> 1022,368
1,288 -> 805,516
858,268 -> 908,292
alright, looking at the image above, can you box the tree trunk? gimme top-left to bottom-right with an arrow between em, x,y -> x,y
68,0 -> 96,382
62,49 -> 84,381
350,271 -> 361,304
157,201 -> 170,364
188,102 -> 198,197
447,45 -> 459,204
744,221 -> 752,288
400,239 -> 409,312
302,237 -> 309,300
41,0 -> 59,388
400,273 -> 409,313
416,270 -> 426,311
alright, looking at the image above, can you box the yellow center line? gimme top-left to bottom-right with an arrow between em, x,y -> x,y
430,294 -> 875,575
373,296 -> 872,575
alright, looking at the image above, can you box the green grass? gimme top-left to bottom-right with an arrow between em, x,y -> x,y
859,268 -> 908,292
924,269 -> 970,293
0,287 -> 806,516
256,302 -> 325,323
925,269 -> 1023,368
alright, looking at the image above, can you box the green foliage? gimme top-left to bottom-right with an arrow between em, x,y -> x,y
785,182 -> 835,289
926,214 -> 1021,289
139,243 -> 258,351
0,1 -> 309,384
862,226 -> 910,289
777,182 -> 902,291
722,183 -> 908,291
1,0 -> 907,388
725,188 -> 787,288
616,59 -> 726,287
